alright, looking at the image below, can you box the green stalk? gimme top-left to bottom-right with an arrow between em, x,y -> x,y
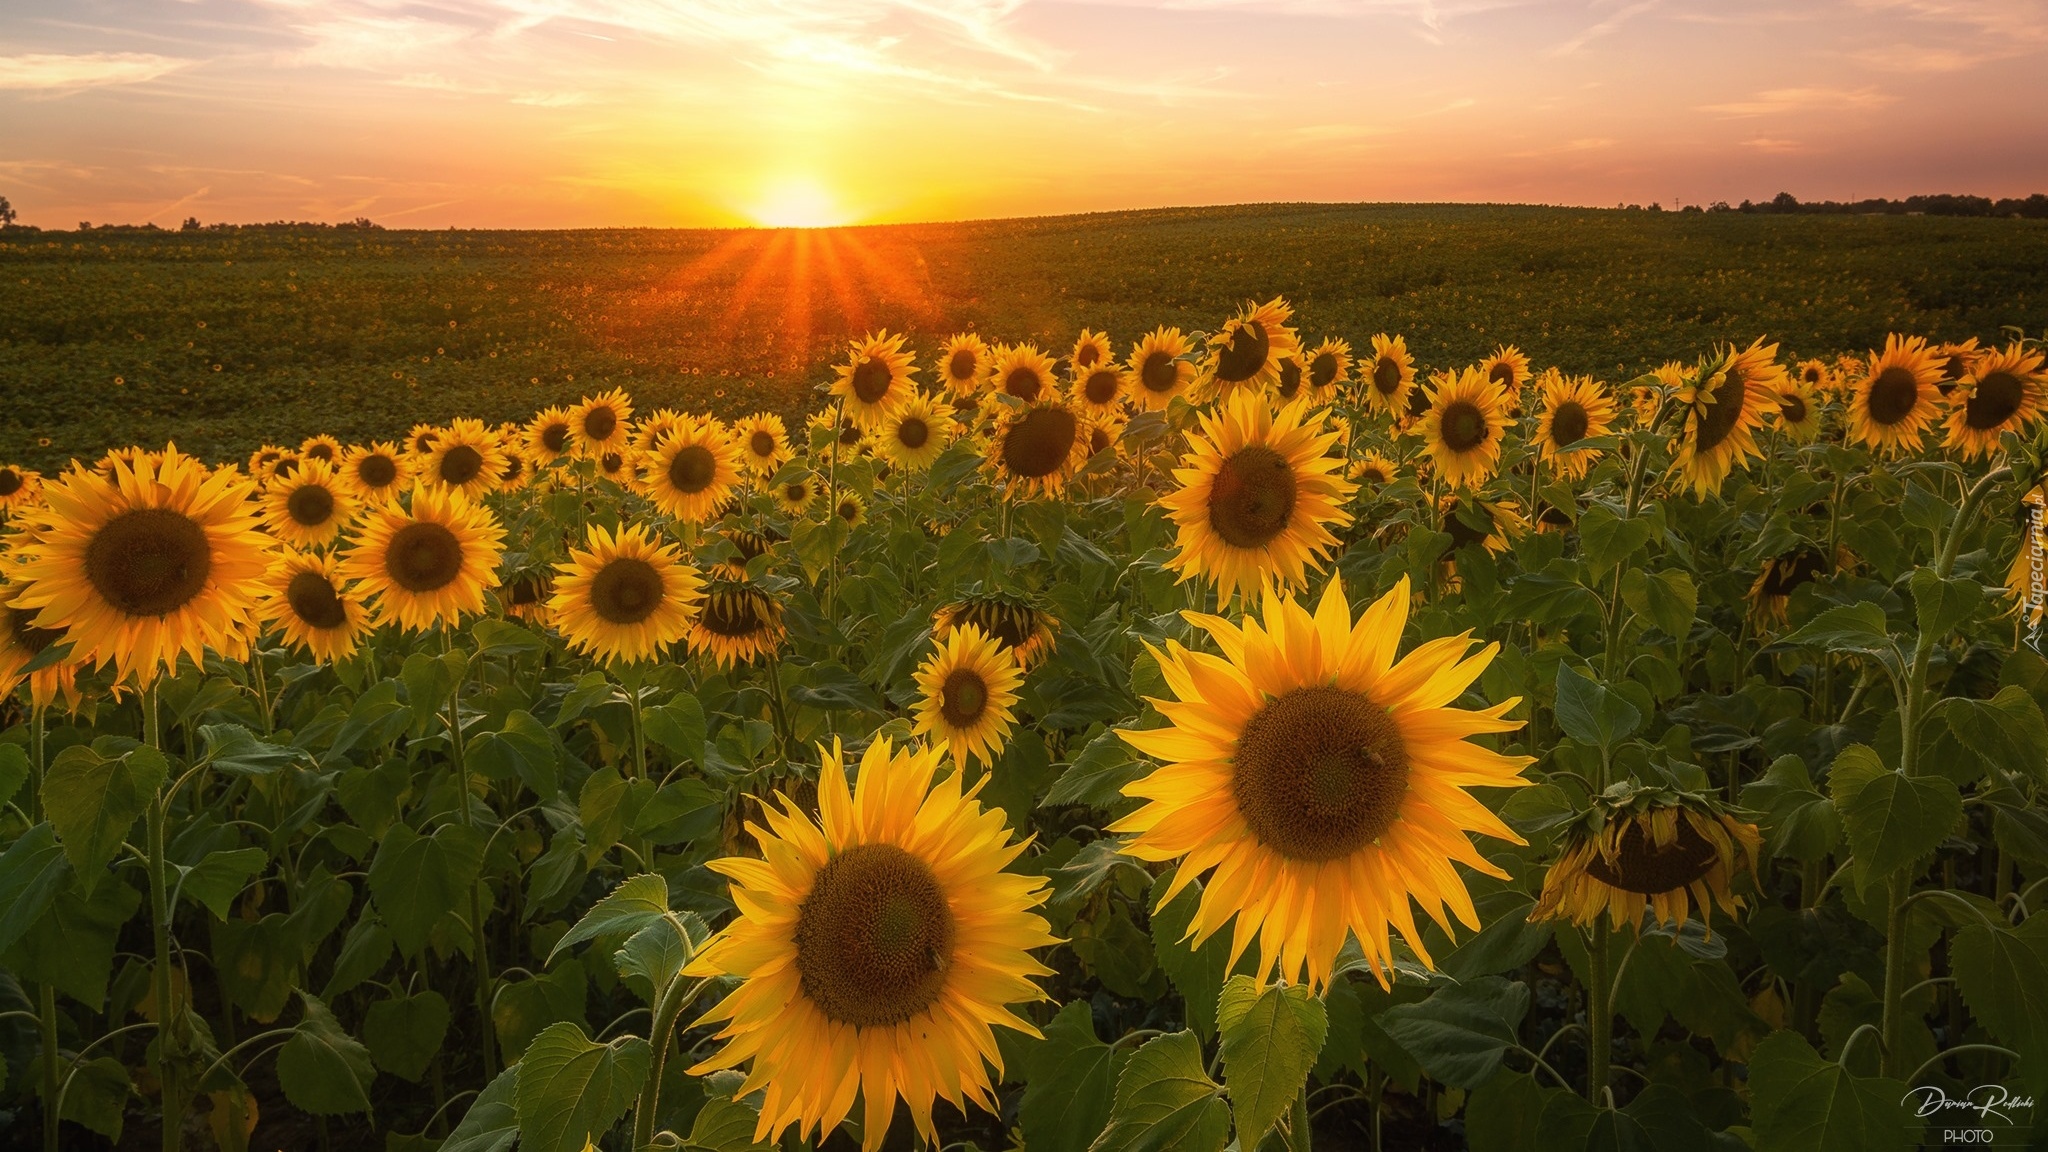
446,666 -> 499,1080
1586,918 -> 1612,1105
30,708 -> 59,1152
142,683 -> 184,1152
631,971 -> 708,1150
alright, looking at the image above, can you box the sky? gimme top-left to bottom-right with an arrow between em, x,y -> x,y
2,0 -> 2045,229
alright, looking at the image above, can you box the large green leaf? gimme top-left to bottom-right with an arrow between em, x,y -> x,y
1747,1029 -> 1917,1152
0,743 -> 29,809
1021,1000 -> 1127,1151
178,847 -> 268,920
363,990 -> 450,1083
1841,770 -> 1962,893
42,743 -> 165,896
683,1070 -> 774,1151
1217,975 -> 1327,1148
0,823 -> 69,955
547,872 -> 670,965
366,822 -> 487,958
1580,505 -> 1656,578
443,1066 -> 520,1152
1087,1030 -> 1230,1152
3,872 -> 141,1010
1619,568 -> 1697,640
1377,976 -> 1530,1089
1553,665 -> 1642,752
466,710 -> 560,795
1951,914 -> 2048,1065
1944,686 -> 2048,784
54,1055 -> 133,1142
1741,755 -> 1843,862
641,694 -> 708,767
1909,568 -> 1983,638
1783,601 -> 1894,655
1046,727 -> 1148,811
197,723 -> 304,776
276,992 -> 376,1115
401,649 -> 467,729
511,1021 -> 651,1152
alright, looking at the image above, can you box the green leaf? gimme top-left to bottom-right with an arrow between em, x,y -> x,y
401,649 -> 466,729
578,765 -> 636,865
1951,914 -> 2048,1061
1021,1001 -> 1127,1152
366,822 -> 487,958
684,1070 -> 774,1151
0,823 -> 69,954
642,694 -> 708,767
1944,686 -> 2048,784
54,1055 -> 133,1141
1580,505 -> 1656,578
1619,568 -> 1698,640
549,873 -> 669,966
322,917 -> 394,1000
614,913 -> 705,1002
472,617 -> 545,658
277,992 -> 376,1115
1217,975 -> 1328,1148
1149,875 -> 1236,1041
443,1065 -> 520,1152
179,847 -> 267,920
1740,755 -> 1844,862
197,723 -> 304,775
3,872 -> 141,1010
1782,601 -> 1893,654
465,709 -> 560,796
0,743 -> 29,809
1826,744 -> 1890,808
1377,975 -> 1530,1089
1045,727 -> 1147,811
1909,568 -> 1983,638
493,964 -> 587,1068
364,990 -> 450,1083
511,1021 -> 651,1152
1842,770 -> 1962,893
326,679 -> 409,763
1553,665 -> 1642,751
1087,1030 -> 1230,1152
42,743 -> 165,897
1747,1029 -> 1918,1152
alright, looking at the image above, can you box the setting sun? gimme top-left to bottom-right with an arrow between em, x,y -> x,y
746,179 -> 847,229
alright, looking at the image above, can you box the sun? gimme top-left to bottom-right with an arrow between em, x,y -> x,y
747,178 -> 847,229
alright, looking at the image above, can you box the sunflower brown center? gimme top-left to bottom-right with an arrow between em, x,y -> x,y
274,458 -> 299,479
85,508 -> 213,617
501,456 -> 524,482
508,576 -> 543,606
949,349 -> 977,380
1866,367 -> 1921,425
583,407 -> 617,441
439,445 -> 484,486
1208,445 -> 1298,549
1443,502 -> 1490,550
1310,353 -> 1340,390
304,443 -> 336,462
838,420 -> 861,447
7,605 -> 62,655
1076,343 -> 1102,369
845,356 -> 893,404
385,521 -> 463,593
1802,365 -> 1824,385
542,422 -> 569,453
939,667 -> 989,727
1275,358 -> 1303,399
784,482 -> 809,504
1140,351 -> 1179,394
1003,366 -> 1044,402
1550,401 -> 1589,447
1405,386 -> 1432,421
1964,370 -> 2025,431
1440,400 -> 1490,452
896,418 -> 930,449
1779,392 -> 1809,424
1000,407 -> 1078,479
1760,547 -> 1828,597
794,842 -> 954,1028
413,433 -> 438,454
1692,368 -> 1748,453
590,557 -> 664,624
667,445 -> 717,493
1373,357 -> 1402,396
286,570 -> 348,629
1083,369 -> 1121,406
1583,817 -> 1720,894
1941,353 -> 1971,382
358,454 -> 397,488
1090,426 -> 1113,455
1233,686 -> 1409,861
286,483 -> 335,526
1488,361 -> 1515,387
1216,321 -> 1269,383
749,430 -> 776,457
0,468 -> 24,496
601,452 -> 623,474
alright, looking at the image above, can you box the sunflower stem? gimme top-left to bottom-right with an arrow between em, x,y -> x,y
30,707 -> 60,1152
632,974 -> 711,1150
142,681 -> 186,1152
1585,918 -> 1612,1105
443,653 -> 499,1081
250,649 -> 272,735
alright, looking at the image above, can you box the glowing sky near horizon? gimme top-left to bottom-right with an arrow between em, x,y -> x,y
3,0 -> 2044,229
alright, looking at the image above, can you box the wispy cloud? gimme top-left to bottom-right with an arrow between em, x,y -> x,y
1703,85 -> 1896,116
0,52 -> 192,90
1744,137 -> 1803,153
1551,0 -> 1658,56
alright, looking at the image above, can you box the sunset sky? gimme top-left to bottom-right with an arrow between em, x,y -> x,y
3,0 -> 2044,229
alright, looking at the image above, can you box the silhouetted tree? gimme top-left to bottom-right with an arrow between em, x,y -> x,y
0,196 -> 15,228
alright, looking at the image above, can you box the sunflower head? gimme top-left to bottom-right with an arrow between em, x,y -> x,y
689,582 -> 785,668
1418,367 -> 1513,490
571,388 -> 636,458
1303,337 -> 1351,405
934,595 -> 1057,670
1204,297 -> 1301,396
1534,371 -> 1618,481
0,464 -> 43,513
1124,327 -> 1196,411
549,523 -> 704,665
1070,328 -> 1113,374
880,393 -> 956,473
340,442 -> 410,503
1943,342 -> 2047,461
1532,786 -> 1761,935
262,457 -> 358,549
1672,338 -> 1784,495
501,572 -> 553,624
937,333 -> 992,396
734,412 -> 792,477
1747,545 -> 1832,625
259,547 -> 372,663
711,527 -> 784,581
422,418 -> 509,500
772,473 -> 818,518
1848,333 -> 1942,458
339,485 -> 505,633
1364,333 -> 1416,415
0,592 -> 86,713
407,424 -> 443,457
913,623 -> 1024,768
641,416 -> 744,524
986,400 -> 1090,499
832,331 -> 917,428
1479,345 -> 1530,393
990,343 -> 1059,405
1348,450 -> 1398,488
526,406 -> 575,463
1935,338 -> 1983,396
299,434 -> 343,465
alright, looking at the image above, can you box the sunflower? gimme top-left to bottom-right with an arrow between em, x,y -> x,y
773,474 -> 819,518
526,406 -> 575,464
1113,328 -> 1193,413
879,393 -> 956,473
0,464 -> 42,514
1072,358 -> 1128,419
1362,333 -> 1417,416
934,596 -> 1057,671
406,424 -> 442,458
831,490 -> 867,529
1203,297 -> 1301,397
247,445 -> 287,479
1086,414 -> 1125,462
420,418 -> 508,500
298,435 -> 343,466
1671,338 -> 1783,495
937,333 -> 992,396
9,448 -> 272,686
1117,576 -> 1531,988
631,409 -> 687,456
1440,496 -> 1526,557
1531,788 -> 1760,934
500,572 -> 552,625
912,624 -> 1024,769
640,417 -> 743,524
1746,545 -> 1831,625
687,583 -> 785,668
595,450 -> 633,484
570,388 -> 635,459
547,523 -> 703,665
340,485 -> 505,632
339,442 -> 409,504
1942,342 -> 2047,461
1847,334 -> 1943,458
990,343 -> 1059,405
0,585 -> 87,712
497,450 -> 532,491
685,736 -> 1054,1152
257,548 -> 372,663
832,331 -> 918,429
1479,345 -> 1531,395
711,528 -> 784,581
1270,354 -> 1313,406
1934,338 -> 1982,397
1773,380 -> 1823,444
1159,391 -> 1356,601
1303,338 -> 1351,406
1534,372 -> 1617,481
987,400 -> 1090,499
1417,367 -> 1512,490
261,457 -> 358,549
1793,358 -> 1835,399
1349,450 -> 1398,488
734,413 -> 793,478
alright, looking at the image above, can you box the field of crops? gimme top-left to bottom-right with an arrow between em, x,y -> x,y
4,204 -> 2047,472
5,209 -> 2048,1152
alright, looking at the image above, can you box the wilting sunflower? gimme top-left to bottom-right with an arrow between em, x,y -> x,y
773,474 -> 818,518
1671,338 -> 1783,496
733,413 -> 793,478
1773,380 -> 1823,444
1746,545 -> 1832,625
987,400 -> 1090,499
340,485 -> 505,632
406,423 -> 442,458
298,434 -> 343,466
1934,337 -> 1982,397
1303,337 -> 1351,406
421,418 -> 508,500
1123,327 -> 1197,410
526,406 -> 575,464
685,736 -> 1054,1152
1160,391 -> 1356,601
1117,577 -> 1532,988
257,548 -> 372,663
1531,787 -> 1760,934
831,490 -> 867,529
1848,333 -> 1944,457
500,572 -> 552,625
937,333 -> 992,396
1479,345 -> 1531,395
711,528 -> 784,580
339,442 -> 409,504
1942,342 -> 2047,461
832,331 -> 918,429
549,523 -> 703,665
1363,333 -> 1417,416
990,343 -> 1059,405
262,457 -> 358,549
641,417 -> 744,524
1417,367 -> 1512,490
687,582 -> 785,668
1203,297 -> 1301,397
912,624 -> 1024,768
570,388 -> 635,459
1349,450 -> 1398,488
0,464 -> 42,514
10,447 -> 272,686
1534,372 -> 1617,481
879,393 -> 956,473
934,595 -> 1057,671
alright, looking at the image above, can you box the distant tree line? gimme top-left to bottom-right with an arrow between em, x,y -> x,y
1621,192 -> 2048,218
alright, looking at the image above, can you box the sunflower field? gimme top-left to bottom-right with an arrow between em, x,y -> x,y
2,299 -> 2047,1152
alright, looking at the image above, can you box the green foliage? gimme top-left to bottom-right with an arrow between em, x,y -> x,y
512,1022 -> 651,1152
